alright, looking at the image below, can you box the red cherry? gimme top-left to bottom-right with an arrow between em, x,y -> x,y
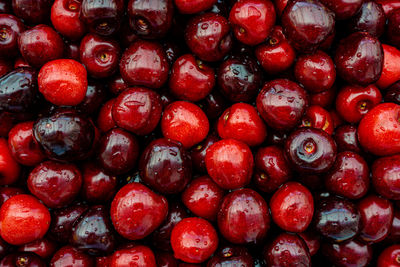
377,245 -> 400,267
174,0 -> 217,14
97,99 -> 117,133
319,0 -> 363,20
50,246 -> 93,267
300,105 -> 334,135
0,194 -> 50,245
111,245 -> 156,267
333,125 -> 362,153
18,238 -> 57,259
376,44 -> 400,89
298,231 -> 320,256
387,209 -> 400,242
190,134 -> 219,173
322,240 -> 372,267
376,0 -> 400,16
0,14 -> 25,58
0,187 -> 23,206
372,154 -> 400,200
0,138 -> 20,185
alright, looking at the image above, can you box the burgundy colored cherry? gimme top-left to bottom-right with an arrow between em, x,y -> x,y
182,176 -> 224,221
309,85 -> 336,108
97,99 -> 117,133
97,128 -> 139,175
199,90 -> 228,120
319,0 -> 363,20
0,58 -> 11,76
229,0 -> 276,46
300,105 -> 334,135
18,24 -> 64,68
281,0 -> 335,52
51,0 -> 86,41
0,187 -> 23,206
185,13 -> 232,62
171,217 -> 218,263
335,32 -> 383,86
169,54 -> 215,102
28,160 -> 82,208
0,138 -> 20,185
139,138 -> 192,195
285,128 -> 337,174
50,246 -> 94,267
377,44 -> 400,90
349,1 -> 385,37
263,233 -> 311,267
0,14 -> 25,58
270,182 -> 314,232
161,101 -> 209,148
82,162 -> 117,203
18,238 -> 57,259
128,0 -> 173,39
108,74 -> 127,95
207,245 -> 253,267
377,245 -> 400,267
298,231 -> 320,256
217,103 -> 267,146
77,80 -> 107,115
388,9 -> 400,49
110,182 -> 168,240
12,0 -> 52,25
0,252 -> 46,267
120,40 -> 169,89
218,188 -> 270,244
322,240 -> 373,267
174,0 -> 216,14
256,79 -> 308,131
110,245 -> 156,267
372,154 -> 400,200
79,33 -> 120,78
294,50 -> 335,93
325,151 -> 369,199
205,139 -> 254,190
218,56 -> 262,102
112,87 -> 162,135
388,209 -> 400,242
190,134 -> 219,173
313,196 -> 361,242
0,194 -> 50,245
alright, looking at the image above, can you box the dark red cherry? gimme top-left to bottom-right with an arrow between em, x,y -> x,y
50,246 -> 94,267
156,252 -> 178,267
372,154 -> 400,200
12,0 -> 52,25
65,41 -> 80,60
97,99 -> 117,133
0,58 -> 11,76
163,41 -> 181,66
108,74 -> 127,95
298,231 -> 320,256
349,1 -> 386,37
18,238 -> 57,259
0,138 -> 21,185
0,187 -> 23,206
334,125 -> 362,153
319,0 -> 363,20
0,0 -> 11,13
110,245 -> 156,267
174,0 -> 217,14
51,0 -> 86,41
139,138 -> 192,195
385,81 -> 400,105
309,85 -> 336,109
377,0 -> 400,16
82,162 -> 117,203
322,240 -> 372,267
388,9 -> 400,49
0,252 -> 46,267
207,245 -> 253,267
0,14 -> 25,58
387,209 -> 400,242
199,90 -> 228,120
300,105 -> 334,135
77,80 -> 107,115
190,134 -> 219,173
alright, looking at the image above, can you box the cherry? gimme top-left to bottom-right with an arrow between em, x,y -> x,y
0,14 -> 25,58
51,0 -> 86,41
174,0 -> 216,14
0,138 -> 20,185
218,188 -> 270,244
169,54 -> 215,101
256,79 -> 308,131
199,90 -> 228,120
0,252 -> 46,267
376,44 -> 400,90
298,231 -> 320,256
18,238 -> 57,259
185,13 -> 232,62
349,0 -> 385,37
190,134 -> 219,173
77,80 -> 107,115
388,9 -> 400,49
161,101 -> 209,148
50,246 -> 94,267
319,0 -> 363,20
270,181 -> 314,232
300,105 -> 334,135
207,245 -> 254,266
110,182 -> 168,240
0,194 -> 50,245
372,154 -> 400,200
0,187 -> 23,206
156,252 -> 178,267
97,99 -> 117,133
0,0 -> 11,13
12,0 -> 52,25
110,245 -> 156,267
322,240 -> 373,267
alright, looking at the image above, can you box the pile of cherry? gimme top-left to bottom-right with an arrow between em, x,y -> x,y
2,0 -> 400,266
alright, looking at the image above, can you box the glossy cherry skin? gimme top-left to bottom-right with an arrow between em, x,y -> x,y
28,160 -> 82,208
182,176 -> 224,221
294,50 -> 335,93
263,233 -> 311,267
255,26 -> 295,74
51,0 -> 86,40
18,238 -> 57,259
372,154 -> 400,200
190,134 -> 219,173
50,246 -> 94,267
128,0 -> 173,39
313,196 -> 361,242
207,245 -> 253,267
120,40 -> 169,89
8,121 -> 45,166
319,0 -> 363,20
38,59 -> 88,106
0,187 -> 23,206
139,138 -> 192,195
108,74 -> 128,95
388,9 -> 400,49
217,103 -> 267,147
0,194 -> 50,245
257,79 -> 308,131
335,32 -> 383,86
282,0 -> 335,52
376,44 -> 400,89
110,182 -> 168,240
33,109 -> 95,161
218,189 -> 270,244
112,87 -> 162,135
174,0 -> 216,14
0,138 -> 20,185
285,128 -> 337,174
185,13 -> 232,62
298,231 -> 320,256
218,56 -> 262,103
82,162 -> 117,203
387,209 -> 400,242
0,252 -> 46,267
300,105 -> 334,135
358,103 -> 400,156
205,139 -> 253,190
322,240 -> 372,267
97,128 -> 139,175
377,245 -> 400,267
349,0 -> 385,37
97,99 -> 117,132
0,14 -> 25,58
171,217 -> 218,263
229,0 -> 275,46
79,33 -> 120,78
110,245 -> 156,267
270,182 -> 313,232
161,101 -> 209,148
18,25 -> 64,68
77,80 -> 107,115
12,0 -> 52,25
169,54 -> 214,102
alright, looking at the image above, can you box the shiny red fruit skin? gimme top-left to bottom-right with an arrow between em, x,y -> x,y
387,209 -> 400,242
217,103 -> 267,147
319,0 -> 363,20
0,187 -> 23,206
111,245 -> 156,267
82,162 -> 117,203
322,240 -> 373,267
336,84 -> 382,123
377,244 -> 400,267
97,99 -> 117,132
38,59 -> 88,106
18,238 -> 57,259
171,217 -> 218,263
300,105 -> 334,134
376,44 -> 400,89
190,134 -> 219,173
161,101 -> 209,148
358,103 -> 400,156
270,182 -> 314,232
50,246 -> 94,267
51,0 -> 86,40
110,182 -> 168,240
205,139 -> 254,190
229,0 -> 276,46
0,14 -> 25,58
174,0 -> 217,14
218,189 -> 270,244
169,54 -> 215,101
377,0 -> 400,16
298,231 -> 320,256
0,138 -> 20,185
181,176 -> 224,221
372,154 -> 400,200
112,87 -> 162,135
0,194 -> 50,245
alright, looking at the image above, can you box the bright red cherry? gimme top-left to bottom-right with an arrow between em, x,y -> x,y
51,0 -> 86,41
377,245 -> 400,267
171,217 -> 218,263
376,44 -> 400,89
0,194 -> 50,245
111,245 -> 156,267
300,105 -> 334,135
174,0 -> 217,14
50,246 -> 94,267
372,154 -> 400,200
0,138 -> 20,185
